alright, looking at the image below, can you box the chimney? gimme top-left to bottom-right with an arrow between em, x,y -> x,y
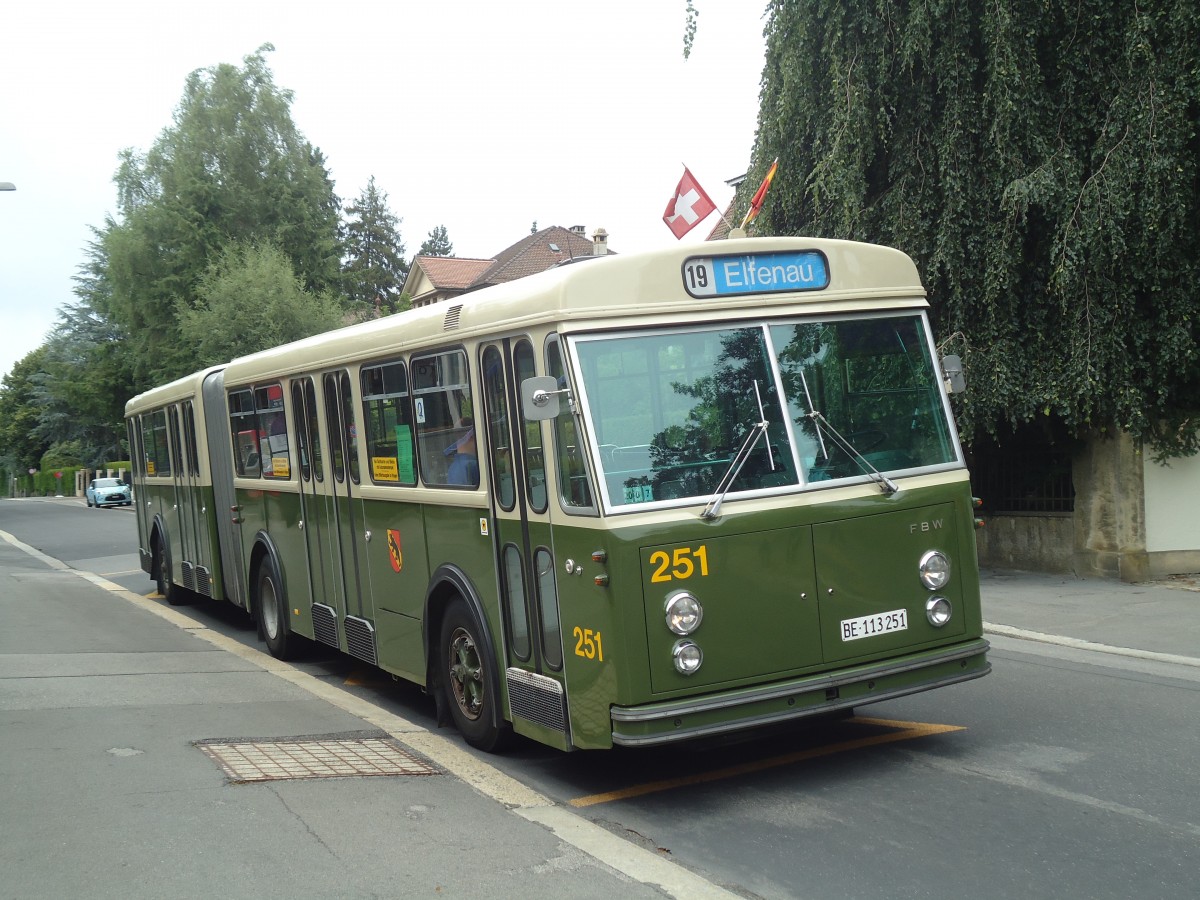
592,227 -> 608,256
570,225 -> 586,236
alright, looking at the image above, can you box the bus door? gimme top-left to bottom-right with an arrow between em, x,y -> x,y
167,403 -> 203,594
291,377 -> 335,640
319,370 -> 378,665
481,339 -> 569,746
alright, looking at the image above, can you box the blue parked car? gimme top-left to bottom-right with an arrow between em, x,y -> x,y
86,476 -> 132,508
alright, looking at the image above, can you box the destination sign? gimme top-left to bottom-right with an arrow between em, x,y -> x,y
682,250 -> 829,298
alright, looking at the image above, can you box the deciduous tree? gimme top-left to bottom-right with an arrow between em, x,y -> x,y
178,241 -> 346,367
101,44 -> 343,386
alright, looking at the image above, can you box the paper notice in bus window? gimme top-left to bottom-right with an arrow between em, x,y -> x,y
396,425 -> 415,483
272,457 -> 290,479
372,456 -> 399,482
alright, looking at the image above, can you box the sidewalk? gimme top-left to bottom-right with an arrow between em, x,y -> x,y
981,567 -> 1200,664
0,531 -> 736,900
3,525 -> 1197,900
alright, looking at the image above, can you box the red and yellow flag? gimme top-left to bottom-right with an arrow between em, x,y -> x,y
739,158 -> 778,229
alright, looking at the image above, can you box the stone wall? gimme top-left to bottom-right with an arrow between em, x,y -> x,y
975,514 -> 1075,573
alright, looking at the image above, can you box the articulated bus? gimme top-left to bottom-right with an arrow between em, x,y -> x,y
126,236 -> 990,752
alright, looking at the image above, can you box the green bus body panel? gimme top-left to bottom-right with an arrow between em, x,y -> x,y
232,484 -> 494,687
552,482 -> 984,748
641,526 -> 818,692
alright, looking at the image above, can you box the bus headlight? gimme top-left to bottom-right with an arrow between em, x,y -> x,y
918,550 -> 951,590
926,596 -> 953,627
672,640 -> 703,675
664,590 -> 703,635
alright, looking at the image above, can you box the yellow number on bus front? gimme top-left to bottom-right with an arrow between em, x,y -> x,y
649,545 -> 709,583
573,627 -> 603,661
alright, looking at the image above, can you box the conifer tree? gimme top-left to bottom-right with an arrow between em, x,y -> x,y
342,176 -> 408,316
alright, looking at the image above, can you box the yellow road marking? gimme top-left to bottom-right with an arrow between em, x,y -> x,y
568,716 -> 965,808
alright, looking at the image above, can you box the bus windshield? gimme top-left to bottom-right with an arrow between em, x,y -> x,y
572,313 -> 957,510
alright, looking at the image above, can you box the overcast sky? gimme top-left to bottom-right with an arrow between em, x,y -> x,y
0,0 -> 769,382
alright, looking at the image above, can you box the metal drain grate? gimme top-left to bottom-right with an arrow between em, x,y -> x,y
195,732 -> 439,783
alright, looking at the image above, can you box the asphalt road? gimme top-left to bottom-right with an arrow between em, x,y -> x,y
4,496 -> 1198,899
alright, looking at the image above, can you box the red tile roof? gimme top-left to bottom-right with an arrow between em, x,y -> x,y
412,256 -> 495,290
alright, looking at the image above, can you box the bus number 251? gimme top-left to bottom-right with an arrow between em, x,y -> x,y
573,627 -> 603,661
649,545 -> 710,583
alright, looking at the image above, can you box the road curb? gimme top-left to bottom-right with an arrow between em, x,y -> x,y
983,622 -> 1200,668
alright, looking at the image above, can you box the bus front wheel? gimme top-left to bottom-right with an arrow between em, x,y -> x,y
439,598 -> 510,752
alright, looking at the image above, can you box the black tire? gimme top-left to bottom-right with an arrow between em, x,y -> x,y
153,536 -> 184,606
439,597 -> 510,752
256,559 -> 299,660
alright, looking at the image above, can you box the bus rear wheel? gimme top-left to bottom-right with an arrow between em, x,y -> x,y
439,598 -> 510,752
256,560 -> 299,660
153,537 -> 183,606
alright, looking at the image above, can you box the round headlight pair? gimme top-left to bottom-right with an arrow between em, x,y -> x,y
665,592 -> 704,674
918,550 -> 951,590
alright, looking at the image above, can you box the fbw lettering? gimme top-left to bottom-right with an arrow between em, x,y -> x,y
909,519 -> 944,533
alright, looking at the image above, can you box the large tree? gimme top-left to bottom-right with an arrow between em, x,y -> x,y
178,241 -> 347,367
749,0 -> 1200,458
100,44 -> 343,386
342,176 -> 409,316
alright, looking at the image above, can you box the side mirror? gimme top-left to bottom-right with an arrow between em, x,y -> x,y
941,355 -> 966,394
521,376 -> 567,421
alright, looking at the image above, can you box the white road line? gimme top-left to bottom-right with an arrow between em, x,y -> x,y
984,622 -> 1200,668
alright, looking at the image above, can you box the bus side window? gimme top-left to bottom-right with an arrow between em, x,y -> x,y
228,389 -> 261,477
412,349 -> 476,489
361,360 -> 417,486
513,340 -> 546,513
546,338 -> 594,510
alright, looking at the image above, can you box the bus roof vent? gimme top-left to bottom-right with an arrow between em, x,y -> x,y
443,304 -> 463,330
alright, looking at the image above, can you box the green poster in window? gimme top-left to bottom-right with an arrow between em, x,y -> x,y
396,424 -> 415,483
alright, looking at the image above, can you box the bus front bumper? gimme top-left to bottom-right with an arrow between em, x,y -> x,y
609,638 -> 990,747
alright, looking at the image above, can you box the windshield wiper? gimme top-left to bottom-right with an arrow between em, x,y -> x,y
805,408 -> 899,495
797,367 -> 897,494
701,381 -> 776,519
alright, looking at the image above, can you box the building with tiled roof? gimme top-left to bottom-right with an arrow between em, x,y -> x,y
707,173 -> 747,241
402,225 -> 612,309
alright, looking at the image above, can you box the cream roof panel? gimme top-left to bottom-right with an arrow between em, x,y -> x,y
219,237 -> 927,385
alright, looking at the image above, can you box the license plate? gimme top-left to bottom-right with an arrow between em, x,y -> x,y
840,608 -> 908,642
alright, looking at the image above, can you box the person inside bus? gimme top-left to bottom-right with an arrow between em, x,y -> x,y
445,419 -> 479,486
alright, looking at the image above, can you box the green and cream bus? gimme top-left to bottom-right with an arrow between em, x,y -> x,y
126,236 -> 989,752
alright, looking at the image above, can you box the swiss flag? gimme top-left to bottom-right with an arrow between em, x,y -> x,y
663,167 -> 717,240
